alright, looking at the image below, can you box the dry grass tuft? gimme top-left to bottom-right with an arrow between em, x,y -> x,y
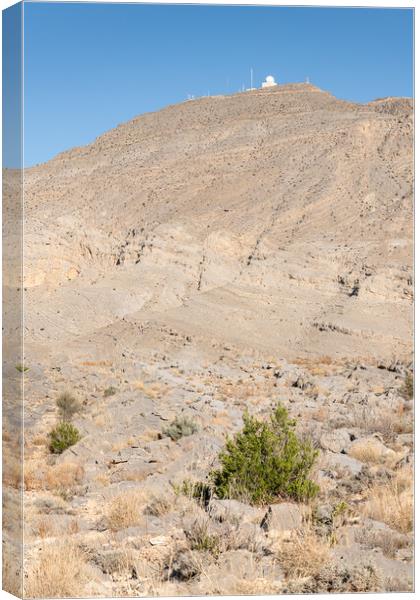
45,462 -> 85,490
35,517 -> 57,539
106,491 -> 144,531
25,543 -> 90,598
144,495 -> 172,517
285,562 -> 383,593
355,527 -> 411,559
80,360 -> 112,367
139,429 -> 161,442
94,473 -> 111,487
277,528 -> 331,579
363,466 -> 413,533
185,518 -> 222,556
350,405 -> 413,441
348,440 -> 386,464
24,461 -> 85,495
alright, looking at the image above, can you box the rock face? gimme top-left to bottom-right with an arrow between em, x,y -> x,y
21,83 -> 413,361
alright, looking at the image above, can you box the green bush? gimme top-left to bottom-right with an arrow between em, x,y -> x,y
104,386 -> 118,398
211,404 -> 319,505
400,371 -> 413,401
177,479 -> 213,507
163,416 -> 198,441
49,422 -> 81,454
56,391 -> 81,422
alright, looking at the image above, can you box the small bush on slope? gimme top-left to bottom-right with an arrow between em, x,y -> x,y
56,391 -> 81,422
400,371 -> 413,401
104,386 -> 118,397
211,404 -> 319,504
49,422 -> 81,454
163,416 -> 198,441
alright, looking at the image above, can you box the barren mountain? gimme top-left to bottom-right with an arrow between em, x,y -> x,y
3,83 -> 413,596
23,82 -> 413,360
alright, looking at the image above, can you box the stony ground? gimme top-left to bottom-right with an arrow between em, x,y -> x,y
2,83 -> 413,596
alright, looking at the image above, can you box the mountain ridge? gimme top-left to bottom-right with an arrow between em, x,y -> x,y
21,81 -> 413,361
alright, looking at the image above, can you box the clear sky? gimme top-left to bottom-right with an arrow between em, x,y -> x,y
18,2 -> 414,167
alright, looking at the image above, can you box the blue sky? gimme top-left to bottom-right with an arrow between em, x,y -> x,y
13,3 -> 416,166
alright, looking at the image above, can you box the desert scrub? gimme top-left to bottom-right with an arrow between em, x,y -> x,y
185,518 -> 221,556
212,404 -> 319,504
177,479 -> 213,507
25,542 -> 90,598
163,416 -> 198,441
106,492 -> 143,530
56,391 -> 81,422
49,422 -> 81,454
277,528 -> 331,579
400,371 -> 413,401
104,386 -> 118,397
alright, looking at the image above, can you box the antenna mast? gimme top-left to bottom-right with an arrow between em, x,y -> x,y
250,67 -> 253,89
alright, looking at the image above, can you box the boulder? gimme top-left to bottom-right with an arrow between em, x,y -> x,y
207,549 -> 257,579
320,430 -> 352,453
260,503 -> 302,533
207,498 -> 264,524
324,451 -> 363,475
234,521 -> 265,552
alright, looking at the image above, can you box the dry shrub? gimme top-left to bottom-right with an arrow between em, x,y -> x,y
35,517 -> 56,539
24,462 -> 44,491
140,429 -> 160,442
286,562 -> 383,593
202,573 -> 283,595
67,519 -> 80,535
31,434 -> 47,446
227,578 -> 283,595
348,439 -> 386,464
106,491 -> 143,530
94,473 -> 111,487
185,518 -> 221,556
25,543 -> 90,598
164,548 -> 205,582
94,548 -> 136,576
80,360 -> 112,367
56,391 -> 81,422
45,462 -> 84,490
133,381 -> 165,398
350,405 -> 412,441
24,461 -> 84,495
144,495 -> 172,517
355,527 -> 411,558
363,467 -> 413,533
277,528 -> 331,579
93,412 -> 111,428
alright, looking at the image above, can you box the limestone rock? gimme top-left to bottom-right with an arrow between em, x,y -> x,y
260,503 -> 302,533
207,499 -> 264,524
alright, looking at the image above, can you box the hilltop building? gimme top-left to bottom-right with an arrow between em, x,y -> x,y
261,75 -> 277,88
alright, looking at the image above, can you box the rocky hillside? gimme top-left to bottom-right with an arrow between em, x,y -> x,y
23,82 -> 413,360
2,83 -> 413,596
